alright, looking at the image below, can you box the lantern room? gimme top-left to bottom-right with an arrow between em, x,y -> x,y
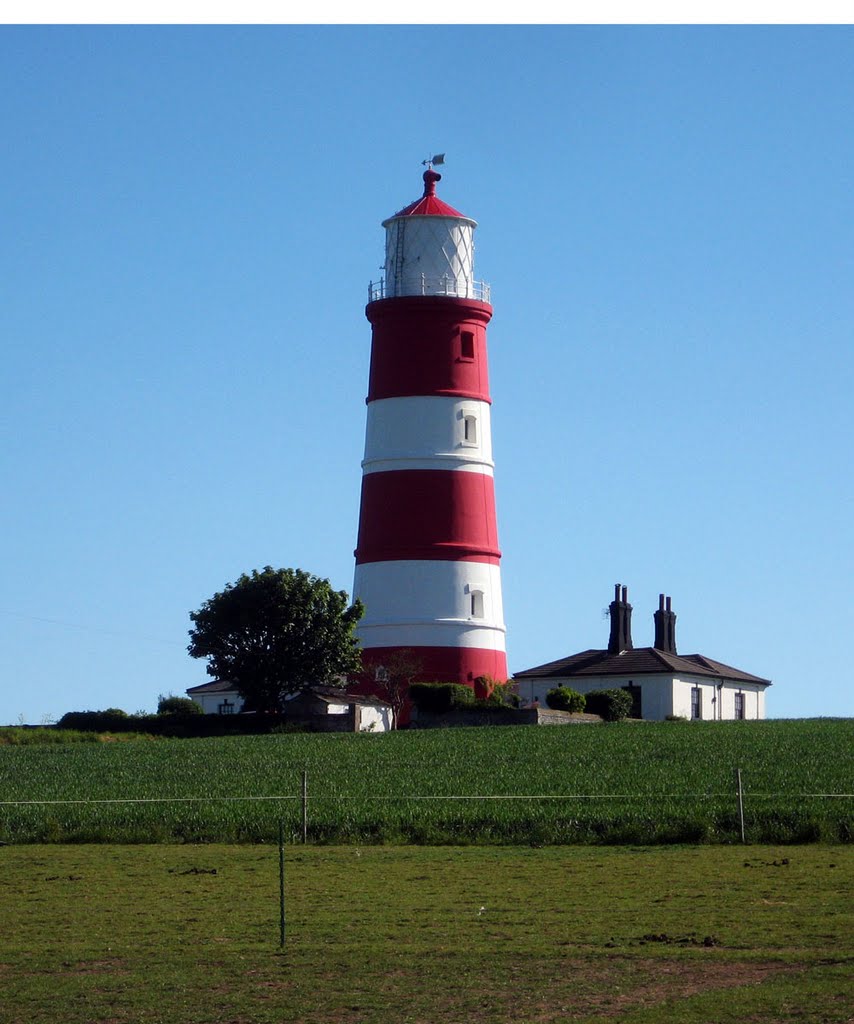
369,169 -> 489,303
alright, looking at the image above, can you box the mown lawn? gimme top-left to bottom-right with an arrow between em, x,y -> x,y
2,844 -> 852,1023
1,719 -> 852,844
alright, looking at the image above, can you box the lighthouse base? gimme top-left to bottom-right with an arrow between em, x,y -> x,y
353,645 -> 509,726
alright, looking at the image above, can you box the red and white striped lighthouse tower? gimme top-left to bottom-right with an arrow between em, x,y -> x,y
353,165 -> 507,699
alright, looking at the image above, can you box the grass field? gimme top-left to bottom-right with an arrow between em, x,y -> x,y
2,843 -> 852,1023
1,719 -> 851,845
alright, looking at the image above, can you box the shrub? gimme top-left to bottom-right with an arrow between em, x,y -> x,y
544,687 -> 586,713
475,677 -> 520,707
584,688 -> 633,721
0,727 -> 100,746
665,714 -> 688,722
408,683 -> 476,714
58,710 -> 136,732
157,695 -> 203,716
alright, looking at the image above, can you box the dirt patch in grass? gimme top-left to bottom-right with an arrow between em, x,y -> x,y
62,958 -> 129,975
390,957 -> 803,1024
594,957 -> 797,1011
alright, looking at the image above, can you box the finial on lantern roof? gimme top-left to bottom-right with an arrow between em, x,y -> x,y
385,154 -> 471,223
422,167 -> 441,196
420,153 -> 445,196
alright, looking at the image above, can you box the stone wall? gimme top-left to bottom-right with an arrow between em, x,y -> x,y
412,707 -> 602,729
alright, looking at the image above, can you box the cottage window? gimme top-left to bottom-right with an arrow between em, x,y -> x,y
734,692 -> 745,720
374,665 -> 389,683
218,699 -> 235,715
691,687 -> 702,720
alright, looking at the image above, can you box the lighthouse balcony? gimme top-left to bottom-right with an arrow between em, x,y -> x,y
368,276 -> 491,304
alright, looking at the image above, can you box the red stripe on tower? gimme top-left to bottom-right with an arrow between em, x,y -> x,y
352,167 -> 507,720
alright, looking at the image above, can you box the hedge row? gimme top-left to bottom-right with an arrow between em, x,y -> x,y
55,710 -> 294,738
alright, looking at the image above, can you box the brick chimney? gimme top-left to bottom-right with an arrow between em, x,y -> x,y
653,593 -> 678,654
607,583 -> 633,654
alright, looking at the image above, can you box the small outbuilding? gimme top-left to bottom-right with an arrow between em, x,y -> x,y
283,686 -> 394,732
185,681 -> 393,732
514,585 -> 771,721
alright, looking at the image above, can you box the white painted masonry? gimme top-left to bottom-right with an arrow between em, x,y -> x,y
354,559 -> 506,651
515,673 -> 767,721
362,396 -> 493,475
359,704 -> 394,732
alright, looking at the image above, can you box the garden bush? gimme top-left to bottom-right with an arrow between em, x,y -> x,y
58,710 -> 139,732
584,688 -> 633,721
157,695 -> 203,716
408,683 -> 476,714
545,687 -> 586,713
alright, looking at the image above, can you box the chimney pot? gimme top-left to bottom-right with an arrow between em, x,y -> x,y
608,584 -> 633,653
659,593 -> 665,611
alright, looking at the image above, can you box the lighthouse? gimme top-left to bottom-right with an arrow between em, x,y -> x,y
353,166 -> 507,702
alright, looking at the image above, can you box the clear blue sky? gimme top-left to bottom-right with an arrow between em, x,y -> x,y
2,25 -> 852,723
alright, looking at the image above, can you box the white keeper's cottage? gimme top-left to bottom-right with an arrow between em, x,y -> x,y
514,585 -> 771,721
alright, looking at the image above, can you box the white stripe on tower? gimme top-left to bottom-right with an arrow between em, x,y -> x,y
362,396 -> 494,476
353,167 -> 508,714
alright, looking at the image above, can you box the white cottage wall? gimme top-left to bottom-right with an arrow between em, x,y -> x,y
359,704 -> 393,732
515,673 -> 766,721
516,674 -> 674,720
718,683 -> 765,720
190,691 -> 244,715
672,677 -> 718,720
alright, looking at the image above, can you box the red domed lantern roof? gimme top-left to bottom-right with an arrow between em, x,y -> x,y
386,168 -> 472,221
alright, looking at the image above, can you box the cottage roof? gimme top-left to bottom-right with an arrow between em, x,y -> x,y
301,685 -> 393,708
186,679 -> 239,695
514,647 -> 771,686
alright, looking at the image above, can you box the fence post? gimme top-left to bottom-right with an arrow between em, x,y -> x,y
301,769 -> 308,844
735,768 -> 746,844
278,820 -> 286,947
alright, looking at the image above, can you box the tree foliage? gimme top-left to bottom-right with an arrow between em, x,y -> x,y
408,683 -> 476,714
157,695 -> 203,716
188,567 -> 363,713
545,686 -> 586,713
476,676 -> 519,707
373,649 -> 424,728
584,688 -> 634,721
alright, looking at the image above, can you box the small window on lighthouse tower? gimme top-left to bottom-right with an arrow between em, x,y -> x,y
460,331 -> 475,360
463,414 -> 478,445
470,590 -> 484,618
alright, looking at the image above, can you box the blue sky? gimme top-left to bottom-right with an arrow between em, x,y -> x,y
2,25 -> 852,723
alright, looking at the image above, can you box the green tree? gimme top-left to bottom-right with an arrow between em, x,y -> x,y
374,649 -> 424,729
157,695 -> 203,716
188,567 -> 363,713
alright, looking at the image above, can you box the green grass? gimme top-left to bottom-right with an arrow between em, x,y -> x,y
1,843 -> 851,1023
1,719 -> 851,844
0,727 -> 157,746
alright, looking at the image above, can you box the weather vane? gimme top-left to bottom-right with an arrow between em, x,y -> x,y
421,153 -> 446,169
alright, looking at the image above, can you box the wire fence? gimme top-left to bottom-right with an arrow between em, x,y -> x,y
2,768 -> 852,847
